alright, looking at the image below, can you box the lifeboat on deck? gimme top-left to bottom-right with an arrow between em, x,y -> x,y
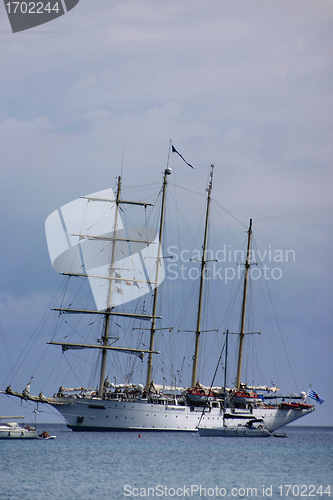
280,402 -> 313,410
232,390 -> 259,404
185,388 -> 215,404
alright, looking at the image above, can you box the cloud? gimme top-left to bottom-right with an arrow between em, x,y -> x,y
0,116 -> 51,139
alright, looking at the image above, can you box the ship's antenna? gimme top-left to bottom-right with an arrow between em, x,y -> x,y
121,140 -> 125,178
167,139 -> 172,169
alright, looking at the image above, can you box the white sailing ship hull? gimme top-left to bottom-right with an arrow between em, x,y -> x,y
50,399 -> 314,433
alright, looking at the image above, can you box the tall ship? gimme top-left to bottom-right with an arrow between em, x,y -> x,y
4,154 -> 315,432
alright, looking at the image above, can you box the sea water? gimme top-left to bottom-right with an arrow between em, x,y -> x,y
0,426 -> 332,500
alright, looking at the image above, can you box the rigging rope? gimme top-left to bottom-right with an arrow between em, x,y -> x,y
252,236 -> 299,392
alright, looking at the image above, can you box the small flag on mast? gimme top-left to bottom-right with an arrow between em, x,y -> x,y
115,272 -> 132,286
308,388 -> 324,404
172,145 -> 194,169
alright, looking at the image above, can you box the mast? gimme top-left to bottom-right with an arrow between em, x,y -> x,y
224,330 -> 228,404
235,218 -> 252,389
191,164 -> 214,388
223,329 -> 229,424
98,176 -> 122,398
146,167 -> 171,391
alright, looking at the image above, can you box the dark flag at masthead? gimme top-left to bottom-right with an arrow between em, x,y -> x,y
171,145 -> 194,169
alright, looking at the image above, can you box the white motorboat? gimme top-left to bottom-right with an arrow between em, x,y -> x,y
198,424 -> 271,437
0,417 -> 37,439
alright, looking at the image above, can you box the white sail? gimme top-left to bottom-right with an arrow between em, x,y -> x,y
45,188 -> 164,310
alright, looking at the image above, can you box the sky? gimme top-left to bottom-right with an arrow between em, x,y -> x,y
0,0 -> 332,425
